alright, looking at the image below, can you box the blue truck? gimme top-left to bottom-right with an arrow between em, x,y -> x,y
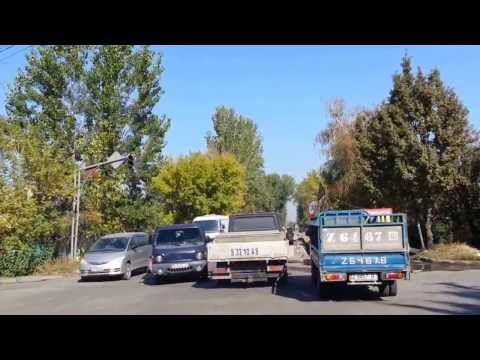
308,209 -> 411,298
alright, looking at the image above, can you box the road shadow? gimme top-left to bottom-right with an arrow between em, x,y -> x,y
142,273 -> 201,286
78,268 -> 147,283
382,281 -> 480,314
274,274 -> 384,302
192,279 -> 276,291
191,272 -> 384,302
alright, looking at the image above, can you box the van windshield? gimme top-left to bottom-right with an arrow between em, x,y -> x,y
88,237 -> 129,252
194,220 -> 219,233
156,228 -> 204,245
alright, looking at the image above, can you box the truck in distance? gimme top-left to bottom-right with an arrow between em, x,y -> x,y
206,212 -> 289,288
193,214 -> 229,240
309,209 -> 411,298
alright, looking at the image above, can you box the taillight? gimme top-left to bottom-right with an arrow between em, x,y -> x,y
385,272 -> 403,280
267,265 -> 284,272
323,273 -> 346,282
213,267 -> 228,274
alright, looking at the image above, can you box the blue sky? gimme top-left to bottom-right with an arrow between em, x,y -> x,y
1,45 -> 479,221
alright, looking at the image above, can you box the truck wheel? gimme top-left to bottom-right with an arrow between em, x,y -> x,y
198,268 -> 208,282
311,264 -> 319,285
388,281 -> 398,296
318,282 -> 330,300
379,282 -> 390,297
278,268 -> 288,285
216,279 -> 230,287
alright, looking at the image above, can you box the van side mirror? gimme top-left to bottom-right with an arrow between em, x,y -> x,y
220,224 -> 226,233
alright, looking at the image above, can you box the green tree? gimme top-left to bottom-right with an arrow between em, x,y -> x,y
206,106 -> 263,173
6,45 -> 86,159
151,153 -> 247,223
264,173 -> 295,225
206,106 -> 267,212
78,45 -> 170,244
315,98 -> 367,209
4,45 -> 171,253
0,118 -> 73,255
355,56 -> 472,248
294,170 -> 325,227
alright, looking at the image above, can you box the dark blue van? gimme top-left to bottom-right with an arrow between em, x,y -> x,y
150,224 -> 208,282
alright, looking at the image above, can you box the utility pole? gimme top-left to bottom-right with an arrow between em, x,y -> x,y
70,152 -> 134,260
74,170 -> 81,259
70,169 -> 77,260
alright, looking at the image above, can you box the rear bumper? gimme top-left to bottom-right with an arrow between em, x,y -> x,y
208,259 -> 287,282
210,272 -> 281,282
319,270 -> 410,285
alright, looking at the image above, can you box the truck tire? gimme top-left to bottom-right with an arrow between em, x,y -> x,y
311,263 -> 319,285
379,281 -> 390,297
388,281 -> 398,296
318,282 -> 331,300
216,279 -> 230,287
198,268 -> 208,282
278,269 -> 288,285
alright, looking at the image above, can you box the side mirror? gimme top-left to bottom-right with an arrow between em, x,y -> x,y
220,224 -> 226,233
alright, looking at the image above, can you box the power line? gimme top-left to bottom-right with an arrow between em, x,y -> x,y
0,45 -> 32,63
0,45 -> 14,54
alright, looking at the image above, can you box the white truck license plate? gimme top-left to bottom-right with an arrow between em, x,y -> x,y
349,273 -> 378,282
170,263 -> 189,270
230,247 -> 259,257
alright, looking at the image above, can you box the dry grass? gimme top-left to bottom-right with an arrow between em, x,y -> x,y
422,243 -> 480,262
34,259 -> 80,275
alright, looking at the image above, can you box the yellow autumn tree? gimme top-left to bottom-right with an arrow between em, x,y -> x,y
152,152 -> 246,223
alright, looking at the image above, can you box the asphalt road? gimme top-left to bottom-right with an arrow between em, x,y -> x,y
1,267 -> 479,315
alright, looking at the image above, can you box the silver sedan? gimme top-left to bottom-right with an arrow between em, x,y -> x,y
80,232 -> 152,281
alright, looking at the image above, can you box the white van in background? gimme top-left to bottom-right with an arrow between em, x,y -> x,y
193,214 -> 229,240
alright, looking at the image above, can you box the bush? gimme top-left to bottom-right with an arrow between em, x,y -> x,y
0,244 -> 54,277
34,258 -> 80,275
422,243 -> 480,261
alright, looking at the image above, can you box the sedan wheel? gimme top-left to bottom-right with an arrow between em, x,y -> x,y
122,264 -> 132,280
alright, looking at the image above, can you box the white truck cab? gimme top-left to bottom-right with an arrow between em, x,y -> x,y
193,214 -> 229,240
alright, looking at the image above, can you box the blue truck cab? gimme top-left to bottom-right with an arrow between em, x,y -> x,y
150,224 -> 208,282
309,210 -> 411,298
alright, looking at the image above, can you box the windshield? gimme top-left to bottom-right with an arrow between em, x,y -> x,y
156,228 -> 204,245
88,237 -> 129,252
230,215 -> 278,232
194,220 -> 219,233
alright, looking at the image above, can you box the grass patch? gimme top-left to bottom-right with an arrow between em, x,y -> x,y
34,258 -> 80,276
422,243 -> 480,262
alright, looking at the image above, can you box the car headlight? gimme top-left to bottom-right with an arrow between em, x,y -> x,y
80,259 -> 88,266
196,252 -> 203,260
155,255 -> 163,263
108,258 -> 123,267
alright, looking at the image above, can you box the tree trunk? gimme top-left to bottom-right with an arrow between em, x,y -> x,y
448,218 -> 454,244
425,207 -> 434,249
